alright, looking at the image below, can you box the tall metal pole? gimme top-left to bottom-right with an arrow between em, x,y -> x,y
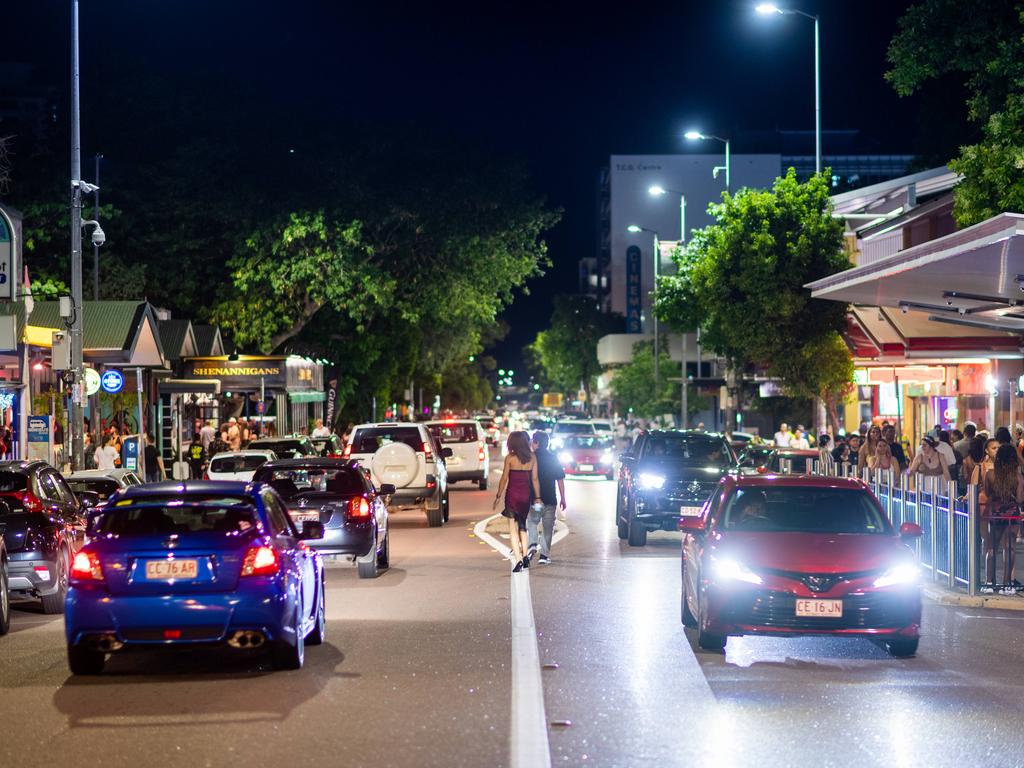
722,140 -> 730,192
136,367 -> 145,479
814,15 -> 821,175
69,0 -> 85,471
93,153 -> 101,300
652,233 -> 659,404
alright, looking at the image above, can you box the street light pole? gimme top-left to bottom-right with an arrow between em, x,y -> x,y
755,4 -> 822,175
626,224 -> 662,407
93,153 -> 102,301
69,0 -> 85,471
684,132 -> 730,191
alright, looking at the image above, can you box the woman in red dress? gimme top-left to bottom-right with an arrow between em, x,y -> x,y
493,431 -> 541,572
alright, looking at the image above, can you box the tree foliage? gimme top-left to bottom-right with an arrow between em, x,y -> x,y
887,1 -> 1024,226
656,170 -> 852,427
608,340 -> 704,423
526,295 -> 622,411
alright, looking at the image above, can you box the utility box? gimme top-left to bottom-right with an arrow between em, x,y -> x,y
52,331 -> 71,370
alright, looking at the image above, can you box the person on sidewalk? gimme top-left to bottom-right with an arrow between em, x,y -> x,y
492,431 -> 541,573
144,433 -> 166,483
528,431 -> 566,565
983,444 -> 1024,593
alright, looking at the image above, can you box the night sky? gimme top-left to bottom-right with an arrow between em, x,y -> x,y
4,0 -> 939,370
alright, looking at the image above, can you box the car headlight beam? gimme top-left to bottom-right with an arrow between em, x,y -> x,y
711,557 -> 763,585
873,563 -> 919,588
637,472 -> 666,490
558,451 -> 573,464
600,451 -> 613,464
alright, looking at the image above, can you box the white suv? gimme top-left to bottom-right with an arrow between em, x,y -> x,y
345,422 -> 451,527
425,420 -> 489,490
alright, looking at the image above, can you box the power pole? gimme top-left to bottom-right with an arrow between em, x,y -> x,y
69,0 -> 85,471
93,153 -> 102,300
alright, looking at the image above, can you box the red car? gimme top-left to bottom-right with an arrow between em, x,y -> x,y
680,474 -> 923,656
557,436 -> 615,480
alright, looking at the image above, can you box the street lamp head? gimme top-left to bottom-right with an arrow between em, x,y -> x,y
684,131 -> 704,141
648,185 -> 667,196
626,225 -> 642,233
755,3 -> 784,14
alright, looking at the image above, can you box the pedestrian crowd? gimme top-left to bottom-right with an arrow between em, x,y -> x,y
771,418 -> 1024,595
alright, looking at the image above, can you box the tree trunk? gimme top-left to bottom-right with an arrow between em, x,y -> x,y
269,293 -> 323,352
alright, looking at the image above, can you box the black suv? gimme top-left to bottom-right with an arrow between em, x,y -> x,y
616,430 -> 737,546
0,461 -> 97,613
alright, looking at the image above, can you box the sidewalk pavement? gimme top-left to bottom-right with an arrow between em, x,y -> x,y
924,584 -> 1024,611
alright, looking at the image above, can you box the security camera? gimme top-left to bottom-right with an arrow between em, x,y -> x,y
91,225 -> 106,247
75,180 -> 99,194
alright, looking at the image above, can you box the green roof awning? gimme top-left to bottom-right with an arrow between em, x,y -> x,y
288,391 -> 326,403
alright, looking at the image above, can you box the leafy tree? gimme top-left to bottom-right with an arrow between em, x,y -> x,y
887,1 -> 1024,226
526,295 -> 622,412
608,340 -> 704,423
657,170 -> 852,431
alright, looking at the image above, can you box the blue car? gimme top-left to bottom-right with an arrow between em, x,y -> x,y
64,481 -> 326,675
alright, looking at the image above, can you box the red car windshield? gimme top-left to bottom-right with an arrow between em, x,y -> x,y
722,487 -> 888,535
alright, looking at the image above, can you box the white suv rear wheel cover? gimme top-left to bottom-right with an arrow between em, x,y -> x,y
370,442 -> 419,488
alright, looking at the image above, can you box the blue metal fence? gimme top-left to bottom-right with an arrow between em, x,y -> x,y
810,462 -> 979,595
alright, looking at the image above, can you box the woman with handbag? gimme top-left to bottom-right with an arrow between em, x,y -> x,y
982,444 -> 1024,591
493,431 -> 541,573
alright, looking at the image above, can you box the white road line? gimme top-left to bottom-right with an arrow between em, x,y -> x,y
473,513 -> 554,768
510,570 -> 551,768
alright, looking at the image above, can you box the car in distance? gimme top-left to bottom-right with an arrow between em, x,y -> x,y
67,469 -> 144,501
550,420 -> 596,449
557,435 -> 616,480
425,419 -> 489,489
616,430 -> 736,547
205,450 -> 277,481
310,434 -> 345,458
247,436 -> 318,459
345,423 -> 451,527
0,461 -> 97,613
680,474 -> 923,656
65,481 -> 326,674
253,458 -> 392,578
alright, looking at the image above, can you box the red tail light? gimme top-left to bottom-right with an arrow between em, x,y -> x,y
241,546 -> 279,577
478,440 -> 486,462
756,466 -> 768,474
203,472 -> 209,480
20,491 -> 44,513
422,441 -> 433,458
343,444 -> 352,458
349,497 -> 371,519
71,550 -> 104,581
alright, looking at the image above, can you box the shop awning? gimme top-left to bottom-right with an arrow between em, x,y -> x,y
288,391 -> 326,403
807,213 -> 1024,339
159,379 -> 222,394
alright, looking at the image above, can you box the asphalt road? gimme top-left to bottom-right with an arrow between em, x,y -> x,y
3,463 -> 1024,767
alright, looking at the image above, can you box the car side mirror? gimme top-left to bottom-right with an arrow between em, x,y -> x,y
442,447 -> 454,458
379,483 -> 396,496
300,521 -> 325,540
619,452 -> 634,461
77,491 -> 101,509
738,457 -> 754,468
677,515 -> 707,533
899,521 -> 923,538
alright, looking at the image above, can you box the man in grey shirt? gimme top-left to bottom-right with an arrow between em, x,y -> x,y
953,422 -> 976,461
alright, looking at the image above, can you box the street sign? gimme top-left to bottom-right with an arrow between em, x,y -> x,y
542,393 -> 563,408
100,369 -> 124,394
27,415 -> 51,463
83,368 -> 101,396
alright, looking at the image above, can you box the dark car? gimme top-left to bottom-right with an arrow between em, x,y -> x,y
680,474 -> 923,656
66,481 -> 325,674
0,461 -> 98,613
0,530 -> 9,635
248,436 -> 318,459
762,448 -> 822,474
310,435 -> 345,458
252,458 -> 392,579
616,430 -> 737,546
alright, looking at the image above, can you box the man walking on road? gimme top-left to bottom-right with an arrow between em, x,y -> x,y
529,431 -> 566,565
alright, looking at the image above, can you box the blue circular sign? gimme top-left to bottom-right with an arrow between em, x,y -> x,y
100,369 -> 124,394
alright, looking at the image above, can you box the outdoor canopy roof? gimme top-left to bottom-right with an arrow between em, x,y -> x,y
807,213 -> 1024,339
